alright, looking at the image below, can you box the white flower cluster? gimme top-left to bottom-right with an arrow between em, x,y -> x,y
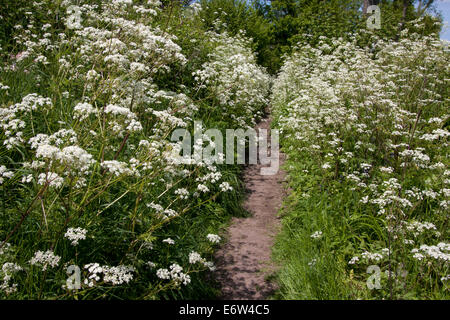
162,238 -> 175,245
189,251 -> 205,264
30,250 -> 61,271
411,243 -> 450,262
361,251 -> 385,262
0,243 -> 12,256
308,258 -> 317,267
0,93 -> 52,149
84,263 -> 103,287
156,263 -> 191,286
0,165 -> 14,185
197,184 -> 209,193
0,82 -> 10,91
272,30 -> 449,287
0,0 -> 270,298
35,144 -> 95,176
188,251 -> 215,271
310,231 -> 323,239
174,188 -> 189,199
101,160 -> 136,177
73,102 -> 98,121
83,263 -> 134,287
64,227 -> 87,246
405,221 -> 437,237
348,256 -> 359,265
193,31 -> 270,127
102,265 -> 135,285
206,234 -> 221,244
1,262 -> 23,294
219,182 -> 233,192
37,172 -> 64,188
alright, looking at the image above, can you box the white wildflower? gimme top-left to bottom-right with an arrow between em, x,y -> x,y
206,234 -> 221,244
64,227 -> 87,246
30,250 -> 60,271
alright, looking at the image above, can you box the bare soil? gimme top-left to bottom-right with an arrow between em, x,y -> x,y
214,116 -> 286,300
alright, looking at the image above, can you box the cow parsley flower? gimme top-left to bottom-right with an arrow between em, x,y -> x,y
310,231 -> 323,239
322,163 -> 331,169
174,188 -> 189,199
101,160 -> 134,176
308,258 -> 317,267
0,165 -> 14,184
197,184 -> 209,193
168,264 -> 190,286
219,181 -> 233,192
102,265 -> 134,285
162,238 -> 175,245
206,234 -> 221,244
64,227 -> 87,246
156,268 -> 170,280
1,262 -> 23,294
30,250 -> 61,271
361,251 -> 383,262
37,172 -> 64,188
73,102 -> 97,121
203,261 -> 216,271
188,251 -> 205,264
348,256 -> 359,265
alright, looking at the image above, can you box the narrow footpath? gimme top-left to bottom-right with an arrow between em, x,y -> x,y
214,115 -> 286,299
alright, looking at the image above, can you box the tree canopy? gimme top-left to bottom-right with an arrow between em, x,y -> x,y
197,0 -> 443,73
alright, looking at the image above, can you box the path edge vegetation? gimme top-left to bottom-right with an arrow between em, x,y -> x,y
0,0 -> 448,300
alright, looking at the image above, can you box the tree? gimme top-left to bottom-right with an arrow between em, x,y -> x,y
197,0 -> 443,73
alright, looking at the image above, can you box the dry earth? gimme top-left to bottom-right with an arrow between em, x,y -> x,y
214,115 -> 286,300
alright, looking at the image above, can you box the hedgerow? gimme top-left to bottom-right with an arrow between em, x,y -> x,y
272,22 -> 449,299
0,0 -> 270,299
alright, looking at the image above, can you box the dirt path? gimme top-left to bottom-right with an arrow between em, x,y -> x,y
214,115 -> 286,300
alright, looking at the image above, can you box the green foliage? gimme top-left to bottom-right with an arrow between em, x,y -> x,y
272,28 -> 449,299
0,0 -> 447,301
269,0 -> 362,70
0,0 -> 269,299
198,0 -> 272,69
198,0 -> 443,73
